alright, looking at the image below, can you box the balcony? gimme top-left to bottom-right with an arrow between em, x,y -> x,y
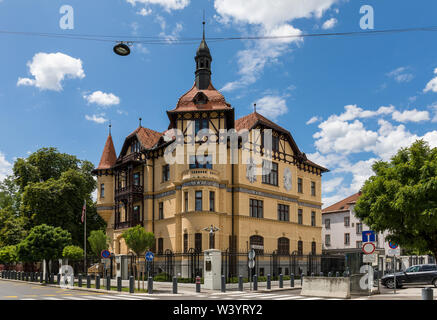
113,220 -> 143,230
181,168 -> 220,182
115,185 -> 144,200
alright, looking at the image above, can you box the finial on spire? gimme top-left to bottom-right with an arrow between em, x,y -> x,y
109,120 -> 112,135
139,117 -> 142,127
254,103 -> 257,113
202,9 -> 206,40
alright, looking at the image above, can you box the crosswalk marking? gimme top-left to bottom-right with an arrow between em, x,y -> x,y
275,295 -> 307,300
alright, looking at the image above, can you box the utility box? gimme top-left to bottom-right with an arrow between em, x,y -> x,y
203,249 -> 221,290
115,255 -> 129,280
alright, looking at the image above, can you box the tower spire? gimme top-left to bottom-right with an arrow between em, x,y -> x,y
109,120 -> 112,136
202,10 -> 205,40
195,15 -> 212,90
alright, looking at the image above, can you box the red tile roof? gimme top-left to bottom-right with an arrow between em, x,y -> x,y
322,192 -> 361,213
97,134 -> 117,170
127,126 -> 163,149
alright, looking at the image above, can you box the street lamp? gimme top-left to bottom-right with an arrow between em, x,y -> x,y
113,42 -> 131,56
202,225 -> 220,249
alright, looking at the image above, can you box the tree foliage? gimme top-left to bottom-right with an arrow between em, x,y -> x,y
122,225 -> 155,257
88,230 -> 109,257
355,140 -> 437,258
0,245 -> 17,265
62,245 -> 84,260
16,224 -> 72,262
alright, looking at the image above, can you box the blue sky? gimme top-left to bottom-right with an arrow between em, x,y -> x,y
1,0 -> 437,207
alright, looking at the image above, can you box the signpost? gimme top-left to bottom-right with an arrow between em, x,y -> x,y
145,251 -> 154,279
362,230 -> 376,243
101,250 -> 111,259
388,242 -> 399,294
362,236 -> 376,296
248,249 -> 255,291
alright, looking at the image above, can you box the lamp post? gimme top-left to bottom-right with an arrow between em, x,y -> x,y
202,225 -> 220,249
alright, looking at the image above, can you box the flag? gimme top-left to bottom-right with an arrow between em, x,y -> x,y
81,200 -> 86,223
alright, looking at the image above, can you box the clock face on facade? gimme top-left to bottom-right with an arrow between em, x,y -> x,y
246,158 -> 257,183
283,167 -> 292,191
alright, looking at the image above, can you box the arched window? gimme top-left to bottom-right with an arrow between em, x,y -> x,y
297,240 -> 303,255
158,238 -> 164,255
277,237 -> 290,255
250,235 -> 264,255
311,241 -> 316,255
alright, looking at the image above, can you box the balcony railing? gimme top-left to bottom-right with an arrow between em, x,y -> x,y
113,220 -> 143,230
181,168 -> 220,181
115,185 -> 144,199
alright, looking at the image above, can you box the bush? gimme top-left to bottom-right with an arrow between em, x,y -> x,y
62,245 -> 84,260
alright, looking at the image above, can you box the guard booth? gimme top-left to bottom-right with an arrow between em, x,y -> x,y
115,255 -> 129,280
203,249 -> 221,290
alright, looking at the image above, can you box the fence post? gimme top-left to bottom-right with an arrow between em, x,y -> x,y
117,276 -> 122,292
148,276 -> 153,294
106,275 -> 111,291
336,271 -> 340,277
253,275 -> 258,291
86,274 -> 91,288
129,276 -> 134,293
172,276 -> 177,294
195,276 -> 201,293
279,274 -> 283,288
267,274 -> 271,290
57,274 -> 61,285
290,273 -> 294,287
311,272 -> 314,277
238,275 -> 243,291
40,272 -> 43,283
96,275 -> 100,290
319,272 -> 324,277
78,274 -> 82,287
221,275 -> 226,293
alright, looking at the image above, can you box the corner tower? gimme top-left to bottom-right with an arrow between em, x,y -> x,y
195,21 -> 212,90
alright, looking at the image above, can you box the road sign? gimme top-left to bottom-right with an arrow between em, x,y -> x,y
388,242 -> 398,249
388,248 -> 400,256
101,250 -> 111,259
363,253 -> 378,264
248,249 -> 255,260
362,231 -> 375,243
145,251 -> 154,262
248,260 -> 255,269
362,242 -> 376,254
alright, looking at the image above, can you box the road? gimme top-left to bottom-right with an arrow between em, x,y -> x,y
0,280 -> 343,300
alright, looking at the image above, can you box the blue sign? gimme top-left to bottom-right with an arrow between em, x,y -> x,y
389,242 -> 398,249
101,250 -> 111,259
362,230 -> 375,242
145,251 -> 154,262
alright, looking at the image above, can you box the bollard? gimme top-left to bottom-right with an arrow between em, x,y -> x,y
106,275 -> 111,291
30,272 -> 33,282
422,288 -> 433,300
129,276 -> 134,293
279,274 -> 283,288
311,272 -> 314,277
148,276 -> 153,294
117,276 -> 122,292
45,273 -> 48,283
336,271 -> 340,277
253,275 -> 258,291
57,274 -> 61,285
343,271 -> 347,277
328,272 -> 332,277
195,276 -> 201,293
172,276 -> 178,294
50,273 -> 54,284
301,275 -> 304,286
86,274 -> 91,288
319,272 -> 324,277
78,274 -> 83,287
290,273 -> 294,287
40,272 -> 43,283
221,275 -> 226,293
267,274 -> 271,290
238,275 -> 243,291
96,275 -> 100,290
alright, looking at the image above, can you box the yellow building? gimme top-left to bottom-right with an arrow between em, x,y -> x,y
93,34 -> 328,260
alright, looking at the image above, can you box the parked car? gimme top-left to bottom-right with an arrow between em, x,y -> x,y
381,264 -> 437,288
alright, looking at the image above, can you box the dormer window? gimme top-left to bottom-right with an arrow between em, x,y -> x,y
193,92 -> 208,105
131,140 -> 140,153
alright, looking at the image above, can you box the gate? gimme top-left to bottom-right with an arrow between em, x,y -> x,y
187,248 -> 201,281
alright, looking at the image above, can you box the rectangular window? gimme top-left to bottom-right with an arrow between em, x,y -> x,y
189,155 -> 213,169
100,183 -> 105,198
298,209 -> 303,225
209,191 -> 215,212
195,233 -> 202,253
311,242 -> 316,255
344,216 -> 350,227
195,191 -> 202,211
159,202 -> 164,220
356,241 -> 362,249
133,173 -> 140,186
325,218 -> 331,229
272,135 -> 280,152
297,241 -> 303,255
184,192 -> 189,212
356,223 -> 363,234
325,235 -> 331,246
262,161 -> 278,186
250,199 -> 264,218
162,165 -> 170,182
278,204 -> 289,221
133,205 -> 140,221
195,118 -> 209,136
344,233 -> 350,245
311,211 -> 316,226
298,178 -> 303,193
311,181 -> 316,196
183,233 -> 188,253
158,238 -> 163,255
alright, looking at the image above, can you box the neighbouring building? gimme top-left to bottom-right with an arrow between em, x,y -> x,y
93,31 -> 329,268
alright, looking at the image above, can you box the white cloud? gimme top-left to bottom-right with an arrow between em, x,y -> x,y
392,109 -> 430,123
424,68 -> 437,93
386,67 -> 414,83
322,176 -> 343,193
430,103 -> 437,122
85,114 -> 108,124
321,18 -> 337,30
137,7 -> 152,16
0,152 -> 12,181
126,0 -> 189,12
17,52 -> 85,91
254,95 -> 288,120
306,116 -> 322,125
83,91 -> 120,107
307,151 -> 346,169
155,15 -> 183,43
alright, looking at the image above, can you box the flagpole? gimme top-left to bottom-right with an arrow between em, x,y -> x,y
84,200 -> 87,274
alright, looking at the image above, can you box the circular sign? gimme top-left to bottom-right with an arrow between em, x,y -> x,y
389,242 -> 398,249
145,251 -> 154,262
248,260 -> 255,269
362,242 -> 376,254
101,250 -> 111,259
248,249 -> 256,260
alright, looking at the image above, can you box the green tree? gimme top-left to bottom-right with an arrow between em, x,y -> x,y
122,225 -> 155,289
355,140 -> 437,259
0,207 -> 27,247
88,230 -> 109,257
62,245 -> 84,261
13,147 -> 105,247
0,245 -> 17,270
16,224 -> 72,266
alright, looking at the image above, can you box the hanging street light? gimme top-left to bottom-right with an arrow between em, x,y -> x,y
113,42 -> 131,56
